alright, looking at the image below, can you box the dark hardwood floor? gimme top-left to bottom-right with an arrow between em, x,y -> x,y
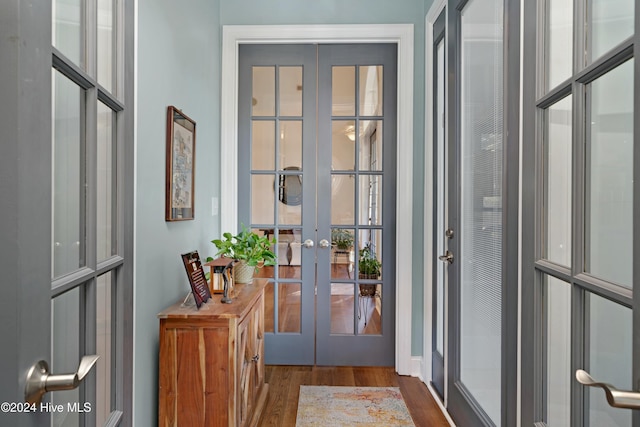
258,365 -> 451,427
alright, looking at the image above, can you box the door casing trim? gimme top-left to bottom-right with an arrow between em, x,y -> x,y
221,24 -> 414,374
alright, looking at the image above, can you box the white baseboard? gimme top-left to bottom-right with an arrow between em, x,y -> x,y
410,356 -> 424,381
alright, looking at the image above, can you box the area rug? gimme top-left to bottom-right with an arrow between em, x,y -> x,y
295,386 -> 416,426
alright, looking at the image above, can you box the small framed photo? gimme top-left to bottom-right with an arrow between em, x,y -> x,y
166,106 -> 196,221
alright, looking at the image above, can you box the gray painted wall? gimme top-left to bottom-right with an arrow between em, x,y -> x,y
135,0 -> 220,425
134,1 -> 431,423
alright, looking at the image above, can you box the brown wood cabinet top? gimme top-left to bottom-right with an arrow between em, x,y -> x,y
158,279 -> 267,320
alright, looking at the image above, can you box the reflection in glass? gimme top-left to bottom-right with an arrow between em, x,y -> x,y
589,293 -> 632,427
359,66 -> 383,116
278,283 -> 301,333
279,67 -> 303,116
265,282 -> 275,333
358,284 -> 381,335
332,120 -> 356,171
332,66 -> 355,116
331,283 -> 354,334
279,120 -> 302,170
546,0 -> 573,90
359,121 -> 383,171
53,70 -> 84,279
97,102 -> 115,261
331,228 -> 355,280
459,0 -> 503,424
52,287 -> 80,427
546,276 -> 571,427
53,0 -> 83,67
97,273 -> 113,425
97,0 -> 114,93
252,67 -> 275,116
277,229 -> 302,279
278,171 -> 302,225
545,96 -> 572,266
252,121 -> 275,170
359,175 -> 382,226
251,175 -> 275,224
590,0 -> 634,63
358,229 -> 382,280
586,60 -> 633,288
331,175 -> 355,225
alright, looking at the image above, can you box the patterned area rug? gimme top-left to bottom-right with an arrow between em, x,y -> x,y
295,386 -> 416,426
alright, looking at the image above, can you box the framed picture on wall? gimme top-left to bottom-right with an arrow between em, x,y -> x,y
166,105 -> 196,221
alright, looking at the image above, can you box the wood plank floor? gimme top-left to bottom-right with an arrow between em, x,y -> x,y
258,365 -> 451,427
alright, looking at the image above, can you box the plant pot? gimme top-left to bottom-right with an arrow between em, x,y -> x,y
359,283 -> 377,297
234,260 -> 255,284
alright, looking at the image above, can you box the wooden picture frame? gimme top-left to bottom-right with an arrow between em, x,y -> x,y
166,106 -> 196,221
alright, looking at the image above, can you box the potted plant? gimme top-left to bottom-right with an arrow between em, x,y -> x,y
331,228 -> 354,250
358,243 -> 381,297
212,225 -> 277,284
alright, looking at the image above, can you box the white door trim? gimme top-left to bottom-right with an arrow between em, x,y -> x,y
220,24 -> 414,374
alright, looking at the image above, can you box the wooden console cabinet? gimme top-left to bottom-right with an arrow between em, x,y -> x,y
158,280 -> 269,427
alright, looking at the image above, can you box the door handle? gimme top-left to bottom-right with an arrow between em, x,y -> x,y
438,250 -> 454,264
25,355 -> 99,405
576,369 -> 640,409
319,239 -> 330,249
303,239 -> 315,248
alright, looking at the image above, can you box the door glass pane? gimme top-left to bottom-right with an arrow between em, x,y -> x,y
278,283 -> 301,333
251,175 -> 275,224
265,282 -> 275,333
53,0 -> 83,67
277,172 -> 302,225
277,229 -> 301,279
97,0 -> 114,93
546,0 -> 573,90
358,284 -> 381,335
459,0 -> 503,424
53,70 -> 85,278
252,121 -> 276,170
586,60 -> 633,288
545,276 -> 571,427
331,283 -> 354,334
253,67 -> 275,116
332,120 -> 356,171
279,67 -> 303,116
331,174 -> 355,225
544,95 -> 572,266
359,175 -> 382,226
97,102 -> 115,261
359,121 -> 383,171
436,38 -> 446,356
97,273 -> 113,425
588,293 -> 632,427
590,0 -> 634,62
332,66 -> 355,116
331,228 -> 355,280
359,66 -> 383,116
358,229 -> 382,280
279,120 -> 302,169
51,287 -> 81,427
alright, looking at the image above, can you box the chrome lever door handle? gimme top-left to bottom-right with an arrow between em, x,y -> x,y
438,250 -> 454,264
303,239 -> 314,248
576,369 -> 640,409
25,355 -> 100,405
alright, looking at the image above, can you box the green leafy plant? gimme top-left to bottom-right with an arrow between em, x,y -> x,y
358,243 -> 381,278
212,225 -> 277,268
331,228 -> 354,250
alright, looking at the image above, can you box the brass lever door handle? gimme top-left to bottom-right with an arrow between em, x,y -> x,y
25,355 -> 100,405
576,369 -> 640,409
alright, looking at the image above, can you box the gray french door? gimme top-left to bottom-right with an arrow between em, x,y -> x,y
238,43 -> 397,366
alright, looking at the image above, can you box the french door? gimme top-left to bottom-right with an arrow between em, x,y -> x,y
238,43 -> 397,366
522,0 -> 639,425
